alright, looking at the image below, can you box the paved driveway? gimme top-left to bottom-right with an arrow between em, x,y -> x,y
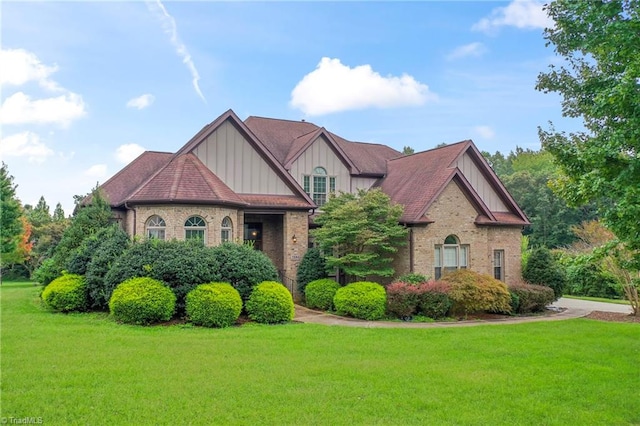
552,297 -> 633,314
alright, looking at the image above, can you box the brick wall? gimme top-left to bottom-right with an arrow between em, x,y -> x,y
393,181 -> 523,284
131,204 -> 242,246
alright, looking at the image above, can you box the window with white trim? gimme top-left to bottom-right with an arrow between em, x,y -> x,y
434,235 -> 469,279
221,216 -> 232,243
185,216 -> 206,243
493,250 -> 504,281
303,167 -> 336,207
145,215 -> 166,240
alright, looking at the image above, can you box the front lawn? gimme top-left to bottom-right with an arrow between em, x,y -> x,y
2,282 -> 639,425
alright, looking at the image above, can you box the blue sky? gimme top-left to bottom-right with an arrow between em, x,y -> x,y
1,1 -> 580,215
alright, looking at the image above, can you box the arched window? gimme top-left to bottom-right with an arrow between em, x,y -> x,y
434,234 -> 469,279
145,215 -> 166,240
302,166 -> 336,207
221,216 -> 232,243
185,216 -> 206,243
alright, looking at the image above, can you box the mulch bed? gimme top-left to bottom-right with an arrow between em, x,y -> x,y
585,311 -> 640,323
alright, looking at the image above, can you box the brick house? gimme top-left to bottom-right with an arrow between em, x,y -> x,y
98,109 -> 529,293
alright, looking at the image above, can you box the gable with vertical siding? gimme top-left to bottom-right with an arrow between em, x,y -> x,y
455,152 -> 508,212
191,120 -> 294,195
288,135 -> 351,194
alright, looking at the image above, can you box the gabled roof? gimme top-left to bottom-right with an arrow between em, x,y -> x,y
127,153 -> 248,206
174,109 -> 315,208
99,151 -> 173,207
244,116 -> 401,175
377,141 -> 529,226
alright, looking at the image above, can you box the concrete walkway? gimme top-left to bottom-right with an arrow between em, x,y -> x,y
294,297 -> 633,328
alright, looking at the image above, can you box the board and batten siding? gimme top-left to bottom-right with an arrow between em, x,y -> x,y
288,136 -> 351,193
192,120 -> 293,195
455,152 -> 508,212
351,177 -> 378,192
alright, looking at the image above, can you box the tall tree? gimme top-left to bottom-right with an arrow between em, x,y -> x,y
536,0 -> 640,266
53,203 -> 66,221
0,163 -> 24,267
311,188 -> 407,282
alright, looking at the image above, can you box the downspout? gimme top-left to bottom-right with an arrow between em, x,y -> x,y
409,227 -> 414,273
124,202 -> 136,236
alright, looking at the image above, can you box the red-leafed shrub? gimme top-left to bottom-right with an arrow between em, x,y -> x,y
416,281 -> 452,319
386,282 -> 421,319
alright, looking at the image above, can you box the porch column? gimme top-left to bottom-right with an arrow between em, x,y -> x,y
282,211 -> 309,301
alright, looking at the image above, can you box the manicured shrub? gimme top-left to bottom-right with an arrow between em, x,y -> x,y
416,281 -> 452,319
246,281 -> 294,324
333,281 -> 386,320
508,282 -> 556,314
104,240 -> 222,314
83,226 -> 131,310
41,274 -> 87,312
109,277 -> 176,325
304,278 -> 340,310
186,283 -> 242,328
441,270 -> 511,316
210,243 -> 279,302
386,282 -> 421,319
396,273 -> 429,284
297,248 -> 328,294
522,247 -> 566,300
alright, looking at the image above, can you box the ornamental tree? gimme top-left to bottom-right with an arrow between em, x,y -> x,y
311,188 -> 407,282
536,0 -> 640,267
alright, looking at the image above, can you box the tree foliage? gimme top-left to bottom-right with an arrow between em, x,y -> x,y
312,188 -> 407,281
536,0 -> 640,266
1,163 -> 24,267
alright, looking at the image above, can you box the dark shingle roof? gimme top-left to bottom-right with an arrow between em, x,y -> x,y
100,151 -> 173,207
244,116 -> 401,175
127,153 -> 247,206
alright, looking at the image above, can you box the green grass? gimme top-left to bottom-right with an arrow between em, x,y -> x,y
2,282 -> 639,425
563,294 -> 631,305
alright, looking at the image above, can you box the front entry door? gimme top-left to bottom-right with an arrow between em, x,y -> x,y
244,223 -> 263,250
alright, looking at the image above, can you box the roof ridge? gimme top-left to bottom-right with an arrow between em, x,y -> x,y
246,115 -> 319,127
387,140 -> 472,163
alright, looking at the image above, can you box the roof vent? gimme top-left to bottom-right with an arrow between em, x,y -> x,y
301,119 -> 305,122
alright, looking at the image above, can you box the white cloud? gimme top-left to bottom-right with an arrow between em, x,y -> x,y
290,57 -> 435,116
0,91 -> 86,127
472,0 -> 552,34
126,94 -> 155,110
473,125 -> 496,140
446,42 -> 487,61
0,48 -> 61,91
84,164 -> 108,179
0,131 -> 54,163
115,143 -> 146,164
147,0 -> 206,102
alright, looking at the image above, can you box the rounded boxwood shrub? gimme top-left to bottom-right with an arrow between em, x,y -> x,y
186,283 -> 242,328
246,281 -> 294,324
441,270 -> 511,316
104,240 -> 222,314
41,274 -> 87,312
304,278 -> 340,310
210,243 -> 279,302
109,277 -> 176,325
333,281 -> 386,320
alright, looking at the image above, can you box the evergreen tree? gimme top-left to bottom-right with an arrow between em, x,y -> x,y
0,163 -> 24,267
